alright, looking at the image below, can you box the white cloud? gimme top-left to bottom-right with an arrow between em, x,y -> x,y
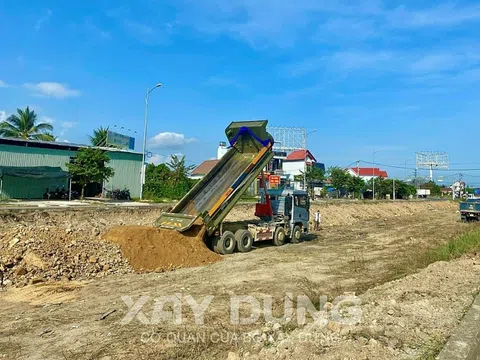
409,50 -> 480,73
148,132 -> 196,149
148,153 -> 184,165
35,9 -> 52,31
106,7 -> 171,44
285,45 -> 480,78
331,51 -> 395,70
40,116 -> 55,124
23,82 -> 81,98
165,1 -> 480,49
170,0 -> 384,47
149,154 -> 170,165
80,19 -> 111,40
388,3 -> 480,28
55,121 -> 79,136
0,111 -> 7,122
60,121 -> 78,129
0,80 -> 8,88
316,18 -> 378,42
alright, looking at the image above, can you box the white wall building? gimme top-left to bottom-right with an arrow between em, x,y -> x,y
282,150 -> 317,176
347,167 -> 388,181
217,141 -> 228,160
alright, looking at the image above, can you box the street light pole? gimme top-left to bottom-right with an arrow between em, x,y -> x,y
372,149 -> 382,200
140,83 -> 162,200
303,129 -> 317,191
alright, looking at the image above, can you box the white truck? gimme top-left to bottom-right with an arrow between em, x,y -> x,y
416,189 -> 431,198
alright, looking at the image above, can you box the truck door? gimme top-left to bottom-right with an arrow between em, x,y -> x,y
293,194 -> 309,224
285,194 -> 292,219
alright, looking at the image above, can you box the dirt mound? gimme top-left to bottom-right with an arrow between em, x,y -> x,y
227,200 -> 457,227
102,225 -> 221,272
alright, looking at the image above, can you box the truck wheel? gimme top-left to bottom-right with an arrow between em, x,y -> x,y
291,225 -> 302,243
235,229 -> 253,253
213,231 -> 236,255
273,227 -> 286,246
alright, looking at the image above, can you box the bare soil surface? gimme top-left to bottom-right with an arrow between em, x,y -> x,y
1,201 -> 479,360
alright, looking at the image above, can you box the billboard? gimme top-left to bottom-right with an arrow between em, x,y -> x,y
269,175 -> 281,187
106,130 -> 135,150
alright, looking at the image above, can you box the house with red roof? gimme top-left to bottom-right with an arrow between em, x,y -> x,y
190,159 -> 219,180
283,150 -> 324,176
347,167 -> 388,181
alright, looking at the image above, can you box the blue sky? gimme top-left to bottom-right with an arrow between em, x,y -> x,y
1,0 -> 480,184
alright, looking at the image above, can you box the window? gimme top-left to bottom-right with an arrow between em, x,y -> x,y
294,195 -> 308,208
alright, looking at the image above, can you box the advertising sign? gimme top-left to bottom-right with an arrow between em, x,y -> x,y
106,130 -> 135,150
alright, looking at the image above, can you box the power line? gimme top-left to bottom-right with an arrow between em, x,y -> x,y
359,160 -> 480,172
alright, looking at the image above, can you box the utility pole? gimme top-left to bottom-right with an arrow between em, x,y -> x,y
140,83 -> 162,200
303,129 -> 317,192
414,168 -> 418,191
372,150 -> 382,200
393,178 -> 396,200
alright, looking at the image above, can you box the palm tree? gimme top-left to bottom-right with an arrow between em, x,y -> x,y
89,126 -> 109,146
0,107 -> 55,141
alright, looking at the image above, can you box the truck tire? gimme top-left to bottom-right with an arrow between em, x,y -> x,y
213,231 -> 236,255
291,225 -> 302,244
235,229 -> 253,253
272,227 -> 286,246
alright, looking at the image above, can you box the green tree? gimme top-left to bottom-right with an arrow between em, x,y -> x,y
296,167 -> 326,197
347,176 -> 366,198
146,163 -> 172,183
66,148 -> 115,199
89,126 -> 110,146
366,178 -> 417,199
397,181 -> 417,199
306,167 -> 325,197
329,167 -> 351,197
142,157 -> 198,200
421,181 -> 442,196
168,155 -> 195,181
0,107 -> 55,141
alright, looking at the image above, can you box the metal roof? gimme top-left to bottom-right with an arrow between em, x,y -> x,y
0,137 -> 142,155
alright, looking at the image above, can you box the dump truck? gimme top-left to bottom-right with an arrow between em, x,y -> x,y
460,198 -> 480,222
156,120 -> 310,254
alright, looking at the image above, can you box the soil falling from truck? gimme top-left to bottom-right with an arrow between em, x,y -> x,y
102,225 -> 221,272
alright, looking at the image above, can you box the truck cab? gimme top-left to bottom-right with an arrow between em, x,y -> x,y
267,188 -> 310,233
460,198 -> 480,222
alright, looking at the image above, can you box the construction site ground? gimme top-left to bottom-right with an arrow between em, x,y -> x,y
1,200 -> 480,359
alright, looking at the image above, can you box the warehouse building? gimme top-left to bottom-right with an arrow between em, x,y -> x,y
0,138 -> 142,200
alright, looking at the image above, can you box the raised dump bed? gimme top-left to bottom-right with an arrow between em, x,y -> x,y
156,120 -> 274,235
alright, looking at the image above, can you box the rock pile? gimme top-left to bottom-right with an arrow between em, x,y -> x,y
0,208 -> 166,287
0,223 -> 132,287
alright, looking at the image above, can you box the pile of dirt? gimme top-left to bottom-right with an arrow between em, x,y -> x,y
227,200 -> 457,227
102,225 -> 221,271
0,207 -> 165,287
0,223 -> 132,287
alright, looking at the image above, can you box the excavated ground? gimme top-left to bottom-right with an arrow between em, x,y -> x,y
2,200 -> 479,360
